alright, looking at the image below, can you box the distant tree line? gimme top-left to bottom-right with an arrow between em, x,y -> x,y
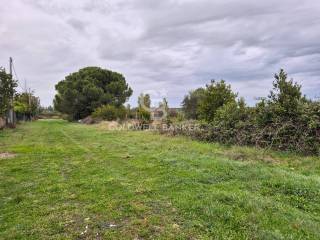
54,67 -> 175,123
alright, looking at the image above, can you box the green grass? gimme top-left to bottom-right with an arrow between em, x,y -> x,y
1,120 -> 320,239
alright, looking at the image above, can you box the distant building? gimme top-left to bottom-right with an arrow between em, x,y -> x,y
150,107 -> 182,121
150,107 -> 164,121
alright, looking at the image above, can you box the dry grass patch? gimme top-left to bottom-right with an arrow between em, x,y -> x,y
0,152 -> 16,159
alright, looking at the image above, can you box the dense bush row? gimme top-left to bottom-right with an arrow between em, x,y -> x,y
172,70 -> 320,155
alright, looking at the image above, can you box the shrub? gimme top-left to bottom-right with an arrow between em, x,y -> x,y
137,107 -> 151,123
250,69 -> 319,154
198,80 -> 237,122
202,98 -> 256,145
92,105 -> 126,121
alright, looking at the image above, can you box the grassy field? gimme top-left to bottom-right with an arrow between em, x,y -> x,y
1,120 -> 320,239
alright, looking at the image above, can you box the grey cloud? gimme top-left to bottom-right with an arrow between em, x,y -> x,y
1,0 -> 319,106
82,0 -> 111,14
67,19 -> 88,33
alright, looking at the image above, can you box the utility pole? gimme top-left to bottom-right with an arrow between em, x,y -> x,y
22,79 -> 27,121
28,87 -> 31,120
8,57 -> 15,127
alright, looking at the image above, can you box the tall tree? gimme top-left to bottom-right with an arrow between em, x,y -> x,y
0,67 -> 17,117
54,67 -> 132,120
182,88 -> 205,119
269,69 -> 303,118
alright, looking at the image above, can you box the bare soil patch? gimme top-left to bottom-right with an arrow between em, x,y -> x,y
0,152 -> 17,159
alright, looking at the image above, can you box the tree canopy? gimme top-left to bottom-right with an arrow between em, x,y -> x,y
182,88 -> 205,120
14,92 -> 40,120
54,67 -> 132,120
0,68 -> 17,117
268,69 -> 304,119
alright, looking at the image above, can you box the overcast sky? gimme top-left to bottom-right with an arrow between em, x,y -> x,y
1,0 -> 319,107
